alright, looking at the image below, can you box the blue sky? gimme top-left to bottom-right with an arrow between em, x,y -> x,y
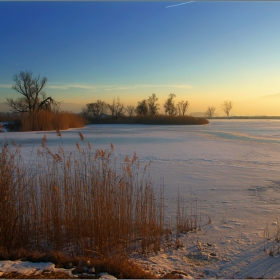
1,1 -> 280,115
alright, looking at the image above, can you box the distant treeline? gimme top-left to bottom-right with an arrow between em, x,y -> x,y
82,94 -> 208,125
82,94 -> 190,119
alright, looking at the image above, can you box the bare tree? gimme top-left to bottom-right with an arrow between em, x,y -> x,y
177,100 -> 189,116
147,93 -> 159,116
108,98 -> 116,118
205,106 -> 216,119
125,105 -> 136,118
221,101 -> 233,118
115,98 -> 125,119
136,99 -> 148,115
108,97 -> 125,119
164,93 -> 177,116
7,71 -> 58,130
83,100 -> 108,119
7,71 -> 57,114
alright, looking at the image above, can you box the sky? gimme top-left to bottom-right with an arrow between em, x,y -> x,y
1,1 -> 280,116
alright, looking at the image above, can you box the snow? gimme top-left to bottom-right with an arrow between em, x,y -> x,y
99,272 -> 117,279
0,260 -> 72,277
1,119 -> 280,278
0,260 -> 117,278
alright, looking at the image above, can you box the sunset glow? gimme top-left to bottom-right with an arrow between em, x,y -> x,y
1,1 -> 280,116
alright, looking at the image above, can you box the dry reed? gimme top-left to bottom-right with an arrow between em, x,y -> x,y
16,111 -> 85,132
0,135 -> 165,257
0,134 -> 199,267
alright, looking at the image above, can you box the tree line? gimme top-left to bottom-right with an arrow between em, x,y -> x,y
82,93 -> 190,120
83,96 -> 234,120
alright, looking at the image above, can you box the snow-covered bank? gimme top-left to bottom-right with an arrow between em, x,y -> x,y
0,260 -> 72,278
0,260 -> 116,279
1,119 -> 280,278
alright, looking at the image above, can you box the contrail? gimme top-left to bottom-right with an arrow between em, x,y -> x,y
166,1 -> 194,8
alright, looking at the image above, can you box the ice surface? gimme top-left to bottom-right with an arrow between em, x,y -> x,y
1,119 -> 280,278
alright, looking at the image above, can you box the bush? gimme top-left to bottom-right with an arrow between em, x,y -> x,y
3,119 -> 21,132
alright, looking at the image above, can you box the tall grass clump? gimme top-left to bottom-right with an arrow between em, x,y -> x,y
176,191 -> 198,234
5,111 -> 85,132
0,135 -> 167,258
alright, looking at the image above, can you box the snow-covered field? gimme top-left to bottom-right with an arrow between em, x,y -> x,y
1,119 -> 280,278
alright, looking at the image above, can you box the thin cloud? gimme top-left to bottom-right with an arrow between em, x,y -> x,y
166,1 -> 194,8
71,84 -> 96,90
105,84 -> 193,91
47,85 -> 69,90
173,84 -> 192,89
47,83 -> 193,91
2,83 -> 97,91
47,84 -> 96,90
105,86 -> 134,91
137,84 -> 192,89
257,92 -> 280,99
0,84 -> 12,89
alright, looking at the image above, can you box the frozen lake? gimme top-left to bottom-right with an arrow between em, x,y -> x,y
1,119 -> 280,278
2,119 -> 280,219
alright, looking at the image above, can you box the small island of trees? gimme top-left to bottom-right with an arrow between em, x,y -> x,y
82,93 -> 208,125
